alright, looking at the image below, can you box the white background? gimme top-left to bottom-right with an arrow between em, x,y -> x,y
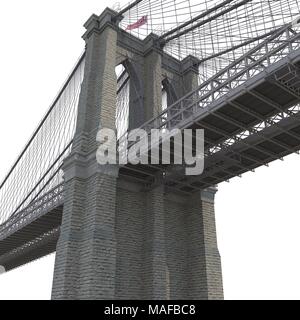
0,0 -> 299,300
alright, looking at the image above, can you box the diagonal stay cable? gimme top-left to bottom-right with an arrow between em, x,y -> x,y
160,0 -> 254,44
115,0 -> 145,19
158,0 -> 234,42
197,27 -> 281,63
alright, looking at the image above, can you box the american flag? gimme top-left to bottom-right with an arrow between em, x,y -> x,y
126,16 -> 148,31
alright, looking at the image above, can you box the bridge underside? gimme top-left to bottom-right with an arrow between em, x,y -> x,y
0,207 -> 62,271
120,55 -> 300,194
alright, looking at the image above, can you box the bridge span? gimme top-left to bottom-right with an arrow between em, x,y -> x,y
0,1 -> 300,300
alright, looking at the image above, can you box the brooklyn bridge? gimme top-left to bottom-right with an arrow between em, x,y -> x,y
0,0 -> 300,299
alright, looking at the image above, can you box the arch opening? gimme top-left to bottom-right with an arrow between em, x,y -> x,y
115,64 -> 130,139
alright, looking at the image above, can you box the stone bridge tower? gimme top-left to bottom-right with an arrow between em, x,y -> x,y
51,8 -> 223,300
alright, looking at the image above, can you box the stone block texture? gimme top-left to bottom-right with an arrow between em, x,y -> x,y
114,184 -> 224,300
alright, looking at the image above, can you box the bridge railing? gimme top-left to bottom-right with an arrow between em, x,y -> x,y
0,54 -> 85,227
137,23 -> 300,134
